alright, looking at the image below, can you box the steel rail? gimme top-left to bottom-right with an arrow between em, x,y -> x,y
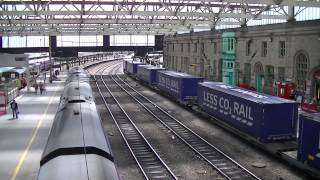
109,62 -> 261,180
92,62 -> 178,180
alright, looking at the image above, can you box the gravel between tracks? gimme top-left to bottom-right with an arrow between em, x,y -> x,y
90,66 -> 310,180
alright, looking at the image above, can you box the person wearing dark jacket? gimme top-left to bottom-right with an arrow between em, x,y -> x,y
10,99 -> 19,119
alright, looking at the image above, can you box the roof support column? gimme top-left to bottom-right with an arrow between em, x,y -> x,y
0,36 -> 2,49
241,8 -> 247,27
155,35 -> 164,51
287,6 -> 295,22
50,36 -> 57,49
103,35 -> 110,48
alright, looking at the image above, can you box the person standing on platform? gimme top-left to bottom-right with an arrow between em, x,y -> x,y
39,82 -> 44,95
43,73 -> 46,83
10,99 -> 19,119
34,82 -> 38,94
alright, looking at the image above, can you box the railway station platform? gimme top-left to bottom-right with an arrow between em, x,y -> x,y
0,70 -> 67,180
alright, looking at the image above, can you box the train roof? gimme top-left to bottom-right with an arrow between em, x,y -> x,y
41,102 -> 112,165
300,112 -> 320,123
7,67 -> 27,74
138,65 -> 166,70
38,154 -> 119,180
69,66 -> 87,74
127,61 -> 144,64
0,67 -> 27,74
200,81 -> 296,104
0,67 -> 15,73
61,81 -> 93,103
159,70 -> 203,79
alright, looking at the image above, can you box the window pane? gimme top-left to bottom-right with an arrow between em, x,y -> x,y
57,35 -> 102,47
27,36 -> 49,47
110,35 -> 155,46
2,37 -> 9,48
2,36 -> 26,48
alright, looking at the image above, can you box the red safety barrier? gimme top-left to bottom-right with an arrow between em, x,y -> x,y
301,102 -> 318,113
237,83 -> 256,91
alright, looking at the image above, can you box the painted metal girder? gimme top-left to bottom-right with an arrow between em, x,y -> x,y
0,0 -> 319,35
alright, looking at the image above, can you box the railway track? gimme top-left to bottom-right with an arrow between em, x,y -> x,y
92,62 -> 178,180
105,62 -> 261,180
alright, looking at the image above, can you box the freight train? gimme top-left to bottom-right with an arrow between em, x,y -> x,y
37,66 -> 120,180
123,59 -> 320,178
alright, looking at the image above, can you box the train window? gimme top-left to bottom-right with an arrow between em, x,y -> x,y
181,43 -> 184,52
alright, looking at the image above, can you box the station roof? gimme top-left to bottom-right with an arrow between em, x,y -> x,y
0,0 -> 320,36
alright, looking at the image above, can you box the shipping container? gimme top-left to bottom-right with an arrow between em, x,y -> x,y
137,65 -> 166,84
123,60 -> 128,73
156,71 -> 203,103
298,112 -> 320,169
127,61 -> 145,75
198,81 -> 298,142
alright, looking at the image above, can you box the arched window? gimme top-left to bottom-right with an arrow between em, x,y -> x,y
254,62 -> 264,75
295,52 -> 308,92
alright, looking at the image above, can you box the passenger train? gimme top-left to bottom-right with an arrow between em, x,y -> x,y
37,66 -> 120,180
124,59 -> 320,178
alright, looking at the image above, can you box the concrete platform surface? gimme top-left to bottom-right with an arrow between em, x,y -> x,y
0,71 -> 67,180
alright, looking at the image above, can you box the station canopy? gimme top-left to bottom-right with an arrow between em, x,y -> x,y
0,0 -> 320,36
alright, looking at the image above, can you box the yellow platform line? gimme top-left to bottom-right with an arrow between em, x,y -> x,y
10,87 -> 58,180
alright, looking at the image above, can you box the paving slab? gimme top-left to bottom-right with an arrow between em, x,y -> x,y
0,71 -> 67,180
